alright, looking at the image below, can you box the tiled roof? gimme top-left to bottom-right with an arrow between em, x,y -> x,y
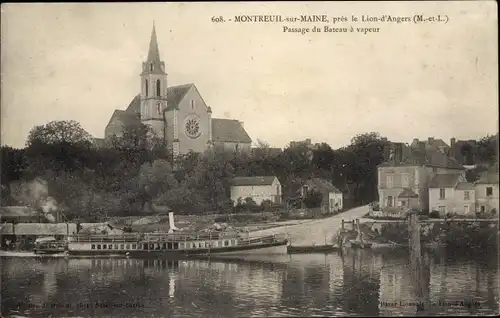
165,84 -> 194,111
456,182 -> 475,190
398,188 -> 418,198
212,118 -> 252,143
304,178 -> 342,194
107,109 -> 141,128
429,173 -> 463,188
379,143 -> 463,169
231,176 -> 277,186
476,171 -> 499,184
125,94 -> 141,113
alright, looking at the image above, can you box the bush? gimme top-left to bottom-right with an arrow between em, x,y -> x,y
429,210 -> 440,218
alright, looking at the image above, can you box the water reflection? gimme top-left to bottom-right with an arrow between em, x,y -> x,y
1,249 -> 498,317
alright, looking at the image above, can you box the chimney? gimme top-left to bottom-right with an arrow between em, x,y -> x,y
450,137 -> 456,158
418,142 -> 426,164
413,138 -> 419,145
239,121 -> 244,128
428,137 -> 434,145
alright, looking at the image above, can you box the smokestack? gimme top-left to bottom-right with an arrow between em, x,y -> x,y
168,212 -> 179,233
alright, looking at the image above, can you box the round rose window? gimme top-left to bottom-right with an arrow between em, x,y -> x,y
184,116 -> 201,139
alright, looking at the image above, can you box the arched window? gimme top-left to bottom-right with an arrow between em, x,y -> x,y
150,63 -> 154,72
156,79 -> 161,97
145,79 -> 149,97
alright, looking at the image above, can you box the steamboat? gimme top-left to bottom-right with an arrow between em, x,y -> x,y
66,231 -> 288,257
32,212 -> 289,257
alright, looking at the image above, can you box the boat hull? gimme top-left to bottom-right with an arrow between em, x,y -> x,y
67,240 -> 288,258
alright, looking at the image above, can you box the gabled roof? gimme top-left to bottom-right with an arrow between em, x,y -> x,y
379,142 -> 463,169
398,188 -> 418,198
212,118 -> 252,143
106,109 -> 141,128
126,94 -> 141,113
165,84 -> 194,111
429,173 -> 463,188
456,182 -> 475,190
231,176 -> 277,186
476,171 -> 499,185
304,178 -> 341,194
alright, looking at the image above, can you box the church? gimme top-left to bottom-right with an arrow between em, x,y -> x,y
95,24 -> 252,157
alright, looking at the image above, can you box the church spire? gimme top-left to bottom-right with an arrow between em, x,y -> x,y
143,22 -> 165,75
147,22 -> 161,63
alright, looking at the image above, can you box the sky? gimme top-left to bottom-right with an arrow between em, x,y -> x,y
1,2 -> 498,149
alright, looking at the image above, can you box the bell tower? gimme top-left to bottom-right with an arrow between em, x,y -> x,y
140,22 -> 167,140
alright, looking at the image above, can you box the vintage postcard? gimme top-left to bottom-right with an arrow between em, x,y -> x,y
1,1 -> 498,317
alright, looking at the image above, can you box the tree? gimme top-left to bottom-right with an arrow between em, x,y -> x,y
129,159 -> 178,212
26,120 -> 93,147
255,139 -> 270,149
476,134 -> 498,165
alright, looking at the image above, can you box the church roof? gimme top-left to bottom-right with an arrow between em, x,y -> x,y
165,84 -> 193,111
105,88 -> 252,145
107,109 -> 141,128
211,118 -> 252,143
120,84 -> 194,117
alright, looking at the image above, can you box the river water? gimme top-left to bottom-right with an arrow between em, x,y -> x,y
1,248 -> 498,317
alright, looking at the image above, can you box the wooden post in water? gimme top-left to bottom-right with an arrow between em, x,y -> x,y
408,211 -> 426,312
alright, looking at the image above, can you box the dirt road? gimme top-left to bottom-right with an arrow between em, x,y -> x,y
249,205 -> 369,245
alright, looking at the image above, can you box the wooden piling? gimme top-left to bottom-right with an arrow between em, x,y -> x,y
408,211 -> 427,312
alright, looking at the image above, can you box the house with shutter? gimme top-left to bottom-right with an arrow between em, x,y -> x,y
428,173 -> 475,216
230,176 -> 282,206
377,138 -> 465,214
475,170 -> 499,214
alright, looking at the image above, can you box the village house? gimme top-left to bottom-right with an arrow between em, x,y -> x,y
475,170 -> 499,214
428,173 -> 476,216
230,176 -> 282,206
377,138 -> 465,215
300,178 -> 343,214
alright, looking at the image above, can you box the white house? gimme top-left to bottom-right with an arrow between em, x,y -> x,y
428,173 -> 476,216
475,170 -> 499,214
230,176 -> 281,206
301,178 -> 343,213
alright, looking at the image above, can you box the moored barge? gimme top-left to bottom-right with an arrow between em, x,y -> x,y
66,232 -> 288,257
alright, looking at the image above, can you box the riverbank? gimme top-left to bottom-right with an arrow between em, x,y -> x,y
357,217 -> 499,249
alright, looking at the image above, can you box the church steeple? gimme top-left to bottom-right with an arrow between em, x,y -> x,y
147,22 -> 161,63
142,22 -> 166,75
140,22 -> 167,140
